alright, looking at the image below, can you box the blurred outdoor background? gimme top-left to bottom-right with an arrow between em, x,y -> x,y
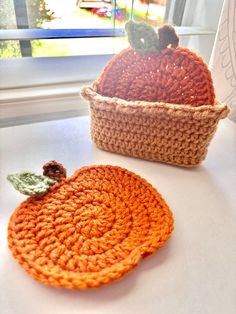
0,0 -> 167,57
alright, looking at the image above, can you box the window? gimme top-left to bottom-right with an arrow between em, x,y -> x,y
0,0 -> 224,126
1,0 -> 170,58
0,1 -> 222,86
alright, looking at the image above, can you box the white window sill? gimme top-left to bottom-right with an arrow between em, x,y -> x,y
0,54 -> 112,127
0,81 -> 91,127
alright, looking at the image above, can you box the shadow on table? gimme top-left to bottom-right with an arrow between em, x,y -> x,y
2,146 -> 234,309
49,241 -> 172,300
2,238 -> 172,304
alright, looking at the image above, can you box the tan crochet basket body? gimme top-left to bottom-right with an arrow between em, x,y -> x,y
81,85 -> 229,167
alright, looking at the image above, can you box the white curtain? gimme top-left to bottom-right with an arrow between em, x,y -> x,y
210,0 -> 236,122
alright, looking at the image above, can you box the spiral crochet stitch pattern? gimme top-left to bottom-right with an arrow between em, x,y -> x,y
97,22 -> 215,106
97,47 -> 216,106
8,165 -> 174,289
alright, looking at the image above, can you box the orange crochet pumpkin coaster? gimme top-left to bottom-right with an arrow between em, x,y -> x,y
8,164 -> 174,289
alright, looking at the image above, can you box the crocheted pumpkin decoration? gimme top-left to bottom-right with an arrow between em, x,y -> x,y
97,21 -> 215,106
8,162 -> 174,289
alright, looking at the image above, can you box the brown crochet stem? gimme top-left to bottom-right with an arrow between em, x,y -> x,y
43,160 -> 67,181
158,24 -> 179,50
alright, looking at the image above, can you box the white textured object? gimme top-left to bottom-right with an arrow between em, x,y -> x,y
210,0 -> 236,122
0,116 -> 236,314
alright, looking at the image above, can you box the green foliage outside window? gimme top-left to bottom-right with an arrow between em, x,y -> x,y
0,0 -> 54,58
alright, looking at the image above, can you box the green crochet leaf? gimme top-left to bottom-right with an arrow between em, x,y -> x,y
7,172 -> 56,197
125,20 -> 160,54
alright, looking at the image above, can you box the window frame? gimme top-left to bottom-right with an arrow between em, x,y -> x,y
0,26 -> 216,89
0,0 -> 224,127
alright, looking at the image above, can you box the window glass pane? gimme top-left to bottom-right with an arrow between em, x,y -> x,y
0,0 -> 17,29
0,0 -> 22,58
0,40 -> 21,58
0,0 -> 168,58
32,37 -> 129,57
0,1 -> 167,30
26,0 -> 55,28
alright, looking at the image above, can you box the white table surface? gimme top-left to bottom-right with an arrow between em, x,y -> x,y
0,116 -> 236,314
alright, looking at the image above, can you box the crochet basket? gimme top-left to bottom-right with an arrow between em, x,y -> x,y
81,22 -> 230,167
81,85 -> 229,167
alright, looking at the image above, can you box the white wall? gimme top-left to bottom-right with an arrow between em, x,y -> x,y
180,0 -> 224,62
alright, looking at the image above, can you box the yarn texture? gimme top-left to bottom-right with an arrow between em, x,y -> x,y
81,22 -> 230,166
125,21 -> 160,53
8,165 -> 174,289
7,172 -> 56,196
43,160 -> 67,181
96,47 -> 215,106
81,86 -> 229,167
125,21 -> 179,55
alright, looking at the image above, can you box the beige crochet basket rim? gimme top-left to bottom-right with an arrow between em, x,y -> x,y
82,84 -> 229,119
81,84 -> 230,167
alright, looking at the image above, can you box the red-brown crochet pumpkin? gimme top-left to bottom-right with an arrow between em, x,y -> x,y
96,22 -> 215,107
